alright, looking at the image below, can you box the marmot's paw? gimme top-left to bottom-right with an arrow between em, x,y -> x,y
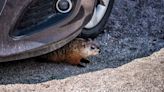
80,58 -> 90,64
77,59 -> 91,67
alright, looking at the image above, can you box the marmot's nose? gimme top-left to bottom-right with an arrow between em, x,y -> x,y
98,50 -> 101,53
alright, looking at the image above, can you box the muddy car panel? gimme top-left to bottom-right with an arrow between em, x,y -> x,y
0,0 -> 95,62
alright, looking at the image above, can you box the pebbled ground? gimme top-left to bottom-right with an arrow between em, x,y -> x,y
0,0 -> 164,91
0,48 -> 163,92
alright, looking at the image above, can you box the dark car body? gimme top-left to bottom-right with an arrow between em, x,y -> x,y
0,0 -> 95,62
0,0 -> 6,15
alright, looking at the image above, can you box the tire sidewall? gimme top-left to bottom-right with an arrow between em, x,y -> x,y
81,0 -> 115,38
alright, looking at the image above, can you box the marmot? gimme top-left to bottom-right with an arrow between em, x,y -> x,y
39,38 -> 100,67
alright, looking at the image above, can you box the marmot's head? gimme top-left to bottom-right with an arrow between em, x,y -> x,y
80,39 -> 100,58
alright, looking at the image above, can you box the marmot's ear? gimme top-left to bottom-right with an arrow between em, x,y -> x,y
81,42 -> 86,47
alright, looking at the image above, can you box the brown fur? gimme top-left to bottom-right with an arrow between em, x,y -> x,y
41,38 -> 100,66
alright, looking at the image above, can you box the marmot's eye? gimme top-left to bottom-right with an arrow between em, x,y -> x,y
91,46 -> 95,50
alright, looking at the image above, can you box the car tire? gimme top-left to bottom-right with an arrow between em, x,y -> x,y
80,0 -> 114,38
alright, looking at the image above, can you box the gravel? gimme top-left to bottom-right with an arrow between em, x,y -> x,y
0,0 -> 163,89
0,48 -> 163,92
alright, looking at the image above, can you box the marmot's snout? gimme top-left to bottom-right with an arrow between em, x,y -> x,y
90,44 -> 100,54
82,42 -> 100,57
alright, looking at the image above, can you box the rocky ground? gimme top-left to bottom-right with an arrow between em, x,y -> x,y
0,48 -> 163,92
0,0 -> 164,91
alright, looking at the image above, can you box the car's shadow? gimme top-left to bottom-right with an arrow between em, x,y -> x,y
0,0 -> 164,85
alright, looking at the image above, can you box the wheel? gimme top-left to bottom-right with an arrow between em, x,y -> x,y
81,0 -> 114,38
